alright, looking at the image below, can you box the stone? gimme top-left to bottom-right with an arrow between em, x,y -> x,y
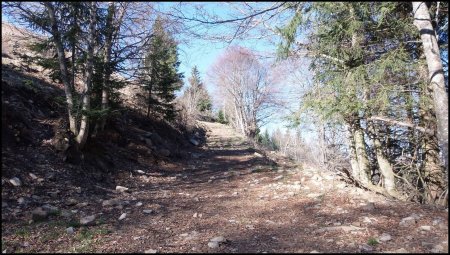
189,138 -> 200,146
61,210 -> 72,218
9,177 -> 22,186
42,204 -> 59,215
193,213 -> 198,218
66,198 -> 78,206
2,202 -> 8,208
306,193 -> 322,199
116,186 -> 129,192
136,170 -> 146,175
399,216 -> 417,227
119,213 -> 127,221
144,249 -> 158,253
362,202 -> 375,211
29,173 -> 38,180
143,210 -> 153,214
80,215 -> 96,226
273,175 -> 283,181
136,202 -> 143,207
391,248 -> 408,253
378,233 -> 392,242
310,251 -> 320,253
208,241 -> 219,249
76,202 -> 88,208
431,244 -> 444,253
102,199 -> 121,207
359,244 -> 373,252
66,227 -> 75,235
210,236 -> 226,243
419,225 -> 431,231
17,197 -> 25,204
254,152 -> 263,158
32,207 -> 49,221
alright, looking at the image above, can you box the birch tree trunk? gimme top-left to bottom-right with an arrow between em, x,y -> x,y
44,3 -> 77,135
75,2 -> 96,148
412,2 -> 449,175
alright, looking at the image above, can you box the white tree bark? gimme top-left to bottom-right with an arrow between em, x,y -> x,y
76,2 -> 96,148
412,2 -> 449,175
44,3 -> 77,135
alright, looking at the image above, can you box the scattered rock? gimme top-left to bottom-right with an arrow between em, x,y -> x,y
273,175 -> 283,181
144,249 -> 158,253
390,248 -> 408,253
61,210 -> 72,218
431,244 -> 444,253
362,202 -> 375,211
9,177 -> 22,186
189,138 -> 200,146
378,233 -> 392,242
136,170 -> 146,175
42,204 -> 59,215
419,225 -> 431,231
359,244 -> 373,252
306,193 -> 322,199
210,236 -> 226,243
2,202 -> 8,208
66,198 -> 78,206
208,241 -> 219,249
119,213 -> 127,221
66,227 -> 75,235
102,199 -> 121,207
17,197 -> 25,205
254,152 -> 263,158
399,216 -> 417,227
193,212 -> 198,218
76,202 -> 88,208
136,202 -> 143,207
29,173 -> 38,180
310,250 -> 320,253
116,186 -> 129,192
32,207 -> 49,221
80,215 -> 96,226
143,210 -> 153,214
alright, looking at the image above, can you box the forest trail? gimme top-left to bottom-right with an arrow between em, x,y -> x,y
2,120 -> 448,253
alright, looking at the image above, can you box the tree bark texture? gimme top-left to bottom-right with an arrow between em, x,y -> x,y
44,3 -> 77,135
75,2 -> 96,148
412,2 -> 449,175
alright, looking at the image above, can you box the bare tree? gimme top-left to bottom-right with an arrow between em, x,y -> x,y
209,46 -> 277,138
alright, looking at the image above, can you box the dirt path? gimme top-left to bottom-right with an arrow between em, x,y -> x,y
2,121 -> 448,253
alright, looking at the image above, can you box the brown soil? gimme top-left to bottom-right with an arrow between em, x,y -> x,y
2,119 -> 448,253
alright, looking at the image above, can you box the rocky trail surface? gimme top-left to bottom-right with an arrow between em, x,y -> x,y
2,121 -> 448,253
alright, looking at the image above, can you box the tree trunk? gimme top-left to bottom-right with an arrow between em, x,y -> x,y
368,122 -> 399,197
353,119 -> 371,186
75,2 -> 96,148
412,2 -> 449,176
347,124 -> 360,182
98,2 -> 115,131
44,3 -> 77,135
